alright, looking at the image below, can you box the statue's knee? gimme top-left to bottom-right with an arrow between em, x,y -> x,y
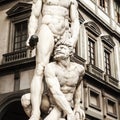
21,94 -> 30,108
35,64 -> 45,76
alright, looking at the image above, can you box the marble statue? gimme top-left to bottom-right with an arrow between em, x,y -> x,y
21,43 -> 85,120
24,0 -> 80,120
44,43 -> 85,120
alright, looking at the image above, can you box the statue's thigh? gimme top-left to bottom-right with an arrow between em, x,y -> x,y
44,107 -> 61,120
36,24 -> 55,64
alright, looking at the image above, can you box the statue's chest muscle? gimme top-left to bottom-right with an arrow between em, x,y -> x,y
56,68 -> 79,86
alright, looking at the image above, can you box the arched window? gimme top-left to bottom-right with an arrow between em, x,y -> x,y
85,21 -> 101,65
101,35 -> 115,75
6,2 -> 31,52
3,2 -> 32,63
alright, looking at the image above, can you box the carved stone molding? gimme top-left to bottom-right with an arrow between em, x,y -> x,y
104,74 -> 119,88
6,2 -> 32,17
87,64 -> 104,79
84,21 -> 101,37
101,35 -> 115,48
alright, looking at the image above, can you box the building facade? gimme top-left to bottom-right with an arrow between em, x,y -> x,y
0,0 -> 120,120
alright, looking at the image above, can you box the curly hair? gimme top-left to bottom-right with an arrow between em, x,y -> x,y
54,41 -> 74,56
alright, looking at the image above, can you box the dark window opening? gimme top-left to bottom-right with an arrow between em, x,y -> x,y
100,0 -> 105,8
88,37 -> 95,65
114,1 -> 120,23
99,0 -> 109,14
14,21 -> 28,51
89,90 -> 100,109
104,50 -> 111,75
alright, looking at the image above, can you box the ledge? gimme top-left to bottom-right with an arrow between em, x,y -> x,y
104,75 -> 119,88
87,64 -> 104,80
84,71 -> 120,96
0,57 -> 35,76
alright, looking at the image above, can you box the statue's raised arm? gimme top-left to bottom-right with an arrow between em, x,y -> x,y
70,0 -> 80,47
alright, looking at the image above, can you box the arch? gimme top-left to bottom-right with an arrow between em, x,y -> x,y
84,21 -> 101,37
0,92 -> 28,120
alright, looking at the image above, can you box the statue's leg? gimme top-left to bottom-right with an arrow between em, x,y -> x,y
29,24 -> 54,120
44,106 -> 62,120
21,93 -> 31,117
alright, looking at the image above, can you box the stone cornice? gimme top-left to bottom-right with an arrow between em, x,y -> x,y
0,57 -> 35,76
84,71 -> 120,97
6,2 -> 32,17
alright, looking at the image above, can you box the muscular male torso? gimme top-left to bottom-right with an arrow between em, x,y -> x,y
48,62 -> 83,107
41,0 -> 75,37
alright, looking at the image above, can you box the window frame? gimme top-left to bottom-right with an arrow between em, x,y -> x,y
84,21 -> 101,67
6,2 -> 31,53
99,0 -> 105,8
13,20 -> 28,51
101,35 -> 115,76
106,97 -> 118,118
9,16 -> 29,52
88,87 -> 101,111
114,0 -> 120,24
104,47 -> 111,75
87,35 -> 96,65
99,0 -> 110,14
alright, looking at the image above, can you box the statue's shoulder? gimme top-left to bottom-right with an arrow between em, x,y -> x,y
45,62 -> 56,75
72,62 -> 85,74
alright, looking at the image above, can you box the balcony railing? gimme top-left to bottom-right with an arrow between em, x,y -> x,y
2,48 -> 30,64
